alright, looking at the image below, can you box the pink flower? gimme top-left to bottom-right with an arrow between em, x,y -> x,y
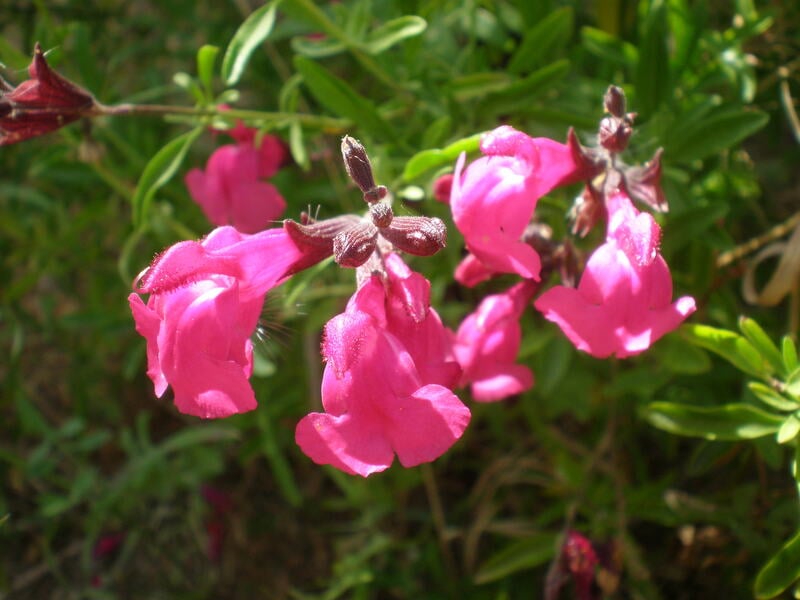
450,126 -> 585,283
454,282 -> 535,402
534,191 -> 696,358
295,254 -> 469,476
129,226 -> 312,418
185,143 -> 286,234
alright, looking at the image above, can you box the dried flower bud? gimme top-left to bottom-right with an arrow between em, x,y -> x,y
603,86 -> 626,118
379,216 -> 447,256
622,148 -> 668,212
333,221 -> 378,267
570,184 -> 606,237
370,202 -> 394,228
597,115 -> 632,154
0,43 -> 97,146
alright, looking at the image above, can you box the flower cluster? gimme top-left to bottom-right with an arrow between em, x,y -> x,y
128,87 -> 695,476
185,113 -> 288,233
450,86 -> 695,360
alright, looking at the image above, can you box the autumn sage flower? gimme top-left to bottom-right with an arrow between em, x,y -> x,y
534,191 -> 696,358
0,43 -> 97,145
129,225 -> 318,418
185,120 -> 288,233
295,253 -> 470,477
454,281 -> 536,402
450,125 -> 589,284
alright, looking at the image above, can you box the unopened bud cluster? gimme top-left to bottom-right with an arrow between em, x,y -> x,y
285,136 -> 446,269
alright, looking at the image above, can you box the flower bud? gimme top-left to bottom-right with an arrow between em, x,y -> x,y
333,221 -> 378,267
379,216 -> 447,256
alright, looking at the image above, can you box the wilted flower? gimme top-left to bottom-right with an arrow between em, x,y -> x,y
295,253 -> 469,477
129,226 -> 317,418
534,191 -> 695,358
0,43 -> 97,145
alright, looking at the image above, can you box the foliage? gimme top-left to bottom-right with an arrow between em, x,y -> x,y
1,0 -> 798,598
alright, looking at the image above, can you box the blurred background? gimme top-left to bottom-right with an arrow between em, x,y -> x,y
1,0 -> 798,598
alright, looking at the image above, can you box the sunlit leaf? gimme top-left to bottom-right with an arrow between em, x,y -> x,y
222,1 -> 281,86
645,402 -> 784,440
681,324 -> 767,379
402,134 -> 482,181
132,127 -> 204,228
362,16 -> 427,55
755,529 -> 800,599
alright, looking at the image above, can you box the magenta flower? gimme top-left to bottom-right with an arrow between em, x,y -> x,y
454,282 -> 535,402
534,191 -> 696,358
450,126 -> 585,283
185,142 -> 286,234
295,254 -> 469,477
129,226 -> 311,418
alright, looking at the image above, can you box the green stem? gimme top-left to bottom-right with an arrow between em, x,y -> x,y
97,103 -> 350,130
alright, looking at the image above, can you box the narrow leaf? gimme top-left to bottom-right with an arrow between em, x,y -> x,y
739,317 -> 784,376
645,402 -> 784,440
196,44 -> 219,96
755,529 -> 800,599
477,60 -> 570,116
507,7 -> 573,74
665,106 -> 769,163
748,382 -> 799,412
782,336 -> 798,373
222,1 -> 281,86
402,134 -> 482,181
681,323 -> 767,379
580,26 -> 638,67
132,127 -> 204,228
291,36 -> 347,58
294,55 -> 391,138
777,415 -> 800,444
635,0 -> 670,116
473,532 -> 557,584
363,15 -> 427,55
289,121 -> 310,171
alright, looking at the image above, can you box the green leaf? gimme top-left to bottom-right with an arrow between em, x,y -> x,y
477,60 -> 570,117
402,134 -> 482,181
739,317 -> 784,376
132,127 -> 204,228
507,7 -> 573,74
291,35 -> 347,58
635,0 -> 670,116
293,55 -> 391,139
681,323 -> 767,379
580,26 -> 638,67
755,529 -> 800,599
665,106 -> 769,163
645,402 -> 784,440
748,382 -> 799,412
222,0 -> 281,86
777,415 -> 800,444
783,336 -> 798,373
196,44 -> 219,96
289,121 -> 310,171
473,532 -> 557,584
362,15 -> 427,55
656,333 -> 712,375
447,72 -> 513,102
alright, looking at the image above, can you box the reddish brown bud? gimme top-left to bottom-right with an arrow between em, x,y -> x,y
369,202 -> 394,228
603,86 -> 626,118
622,148 -> 668,212
0,43 -> 97,146
379,216 -> 447,256
597,115 -> 632,154
570,184 -> 606,238
333,221 -> 378,267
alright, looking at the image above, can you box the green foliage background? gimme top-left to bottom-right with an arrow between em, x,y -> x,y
0,0 -> 798,598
